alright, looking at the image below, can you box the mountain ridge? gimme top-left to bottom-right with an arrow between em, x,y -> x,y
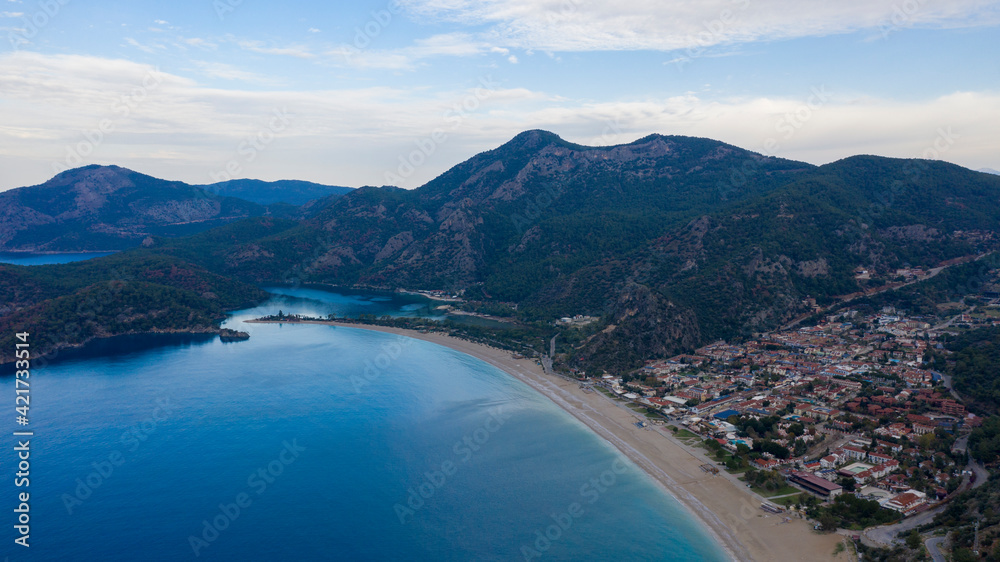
0,165 -> 351,251
4,130 -> 1000,370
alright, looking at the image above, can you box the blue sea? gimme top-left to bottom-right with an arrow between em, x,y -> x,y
2,287 -> 728,561
0,252 -> 116,266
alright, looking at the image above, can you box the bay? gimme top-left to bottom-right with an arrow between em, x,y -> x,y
2,287 -> 728,561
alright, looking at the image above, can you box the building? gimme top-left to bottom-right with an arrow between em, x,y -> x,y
884,491 -> 927,515
789,471 -> 844,498
940,400 -> 966,416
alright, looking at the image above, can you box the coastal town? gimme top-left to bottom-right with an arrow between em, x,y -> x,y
591,301 -> 992,537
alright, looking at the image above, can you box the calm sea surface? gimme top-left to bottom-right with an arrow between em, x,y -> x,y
2,287 -> 728,561
0,252 -> 116,266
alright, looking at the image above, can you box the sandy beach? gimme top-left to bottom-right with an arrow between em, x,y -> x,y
251,320 -> 849,561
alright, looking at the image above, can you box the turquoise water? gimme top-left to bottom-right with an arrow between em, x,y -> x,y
2,289 -> 728,561
0,252 -> 116,266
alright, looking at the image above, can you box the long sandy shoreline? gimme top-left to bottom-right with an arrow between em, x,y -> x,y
247,319 -> 847,561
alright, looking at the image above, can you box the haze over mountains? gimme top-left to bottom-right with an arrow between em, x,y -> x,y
195,178 -> 353,206
0,165 -> 354,251
3,130 -> 1000,368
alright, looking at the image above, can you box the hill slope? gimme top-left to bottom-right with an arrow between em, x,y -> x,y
147,132 -> 1000,368
197,178 -> 353,205
0,165 -> 291,251
7,131 -> 1000,371
0,252 -> 266,358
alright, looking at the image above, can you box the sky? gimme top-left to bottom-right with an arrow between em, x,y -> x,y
1,0 -> 999,190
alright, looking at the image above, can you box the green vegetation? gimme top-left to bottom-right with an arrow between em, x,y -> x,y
806,494 -> 901,530
939,326 -> 1000,414
0,253 -> 265,359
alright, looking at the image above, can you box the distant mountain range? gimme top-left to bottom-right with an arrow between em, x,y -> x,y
0,165 -> 353,251
137,130 -> 1000,367
196,178 -> 353,205
980,168 -> 1000,176
4,131 -> 1000,368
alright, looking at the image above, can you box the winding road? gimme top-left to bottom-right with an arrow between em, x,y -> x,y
926,536 -> 948,562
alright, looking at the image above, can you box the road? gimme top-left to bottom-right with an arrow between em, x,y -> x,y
779,252 -> 988,332
863,461 -> 986,549
939,371 -> 963,402
970,460 -> 989,490
926,536 -> 947,562
933,304 -> 976,331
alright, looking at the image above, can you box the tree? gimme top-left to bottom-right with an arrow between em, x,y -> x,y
905,530 -> 922,550
818,512 -> 838,531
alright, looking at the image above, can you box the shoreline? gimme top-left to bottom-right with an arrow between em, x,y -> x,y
247,319 -> 847,561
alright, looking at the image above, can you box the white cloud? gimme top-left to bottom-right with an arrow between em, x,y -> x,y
190,61 -> 275,84
401,0 -> 1000,51
0,11 -> 22,16
0,51 -> 997,190
154,19 -> 168,25
181,36 -> 218,49
327,32 -> 487,70
308,27 -> 320,33
237,40 -> 315,59
124,37 -> 159,54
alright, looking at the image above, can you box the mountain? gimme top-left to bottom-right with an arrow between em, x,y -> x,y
141,131 -> 1000,369
6,131 -> 1000,370
0,165 -> 315,252
197,178 -> 353,205
0,252 -> 265,358
189,130 -> 811,286
980,168 -> 1000,176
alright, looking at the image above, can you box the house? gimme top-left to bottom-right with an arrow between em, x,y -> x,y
842,446 -> 868,461
885,491 -> 927,515
868,452 -> 894,465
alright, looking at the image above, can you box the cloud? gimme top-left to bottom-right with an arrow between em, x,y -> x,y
190,61 -> 275,84
0,10 -> 22,16
154,19 -> 168,25
308,27 -> 320,33
328,32 -> 488,70
1,51 -> 998,190
181,36 -> 218,49
237,40 -> 315,59
124,37 -> 159,54
401,0 -> 1000,51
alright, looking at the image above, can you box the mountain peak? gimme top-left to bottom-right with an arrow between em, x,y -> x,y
502,129 -> 574,151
